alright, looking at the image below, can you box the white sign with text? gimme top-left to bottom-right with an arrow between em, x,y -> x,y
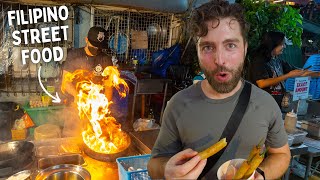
293,76 -> 310,101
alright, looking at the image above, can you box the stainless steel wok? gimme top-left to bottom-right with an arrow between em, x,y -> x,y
0,141 -> 34,177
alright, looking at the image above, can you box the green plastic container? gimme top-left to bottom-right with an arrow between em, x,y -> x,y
23,104 -> 66,135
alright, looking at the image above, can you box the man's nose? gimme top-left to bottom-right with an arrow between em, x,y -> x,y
214,50 -> 225,66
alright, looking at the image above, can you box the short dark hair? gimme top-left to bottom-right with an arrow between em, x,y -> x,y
189,0 -> 249,42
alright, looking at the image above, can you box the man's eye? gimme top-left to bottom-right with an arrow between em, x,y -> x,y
202,46 -> 213,52
227,44 -> 236,49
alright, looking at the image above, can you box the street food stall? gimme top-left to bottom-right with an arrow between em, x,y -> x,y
0,0 -> 320,180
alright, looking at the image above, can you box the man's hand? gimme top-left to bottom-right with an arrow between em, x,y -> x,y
164,148 -> 207,180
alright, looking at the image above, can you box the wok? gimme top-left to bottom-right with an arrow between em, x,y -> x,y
0,141 -> 34,177
83,134 -> 131,162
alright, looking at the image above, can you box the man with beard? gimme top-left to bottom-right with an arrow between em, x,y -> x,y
147,0 -> 290,179
62,26 -> 113,103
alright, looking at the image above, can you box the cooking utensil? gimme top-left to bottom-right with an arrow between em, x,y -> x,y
147,23 -> 161,36
36,164 -> 91,180
0,141 -> 34,177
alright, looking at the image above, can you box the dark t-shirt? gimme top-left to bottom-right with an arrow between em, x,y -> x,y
250,56 -> 295,94
250,55 -> 296,106
63,47 -> 113,75
62,48 -> 113,101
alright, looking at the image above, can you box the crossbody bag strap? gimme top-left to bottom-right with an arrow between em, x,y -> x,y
199,81 -> 252,179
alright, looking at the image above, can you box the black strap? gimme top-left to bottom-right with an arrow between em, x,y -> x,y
256,167 -> 265,180
199,81 -> 252,179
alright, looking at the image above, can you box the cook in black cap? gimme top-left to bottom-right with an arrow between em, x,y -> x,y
85,26 -> 108,56
62,26 -> 113,105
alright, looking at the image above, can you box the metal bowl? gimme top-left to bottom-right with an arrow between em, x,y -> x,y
7,170 -> 31,180
35,164 -> 90,180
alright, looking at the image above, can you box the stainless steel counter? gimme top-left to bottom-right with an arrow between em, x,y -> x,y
2,136 -> 143,180
129,129 -> 160,154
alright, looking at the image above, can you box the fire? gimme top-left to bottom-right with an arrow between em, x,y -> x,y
61,66 -> 130,154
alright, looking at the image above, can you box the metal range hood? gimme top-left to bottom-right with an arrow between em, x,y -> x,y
16,0 -> 190,13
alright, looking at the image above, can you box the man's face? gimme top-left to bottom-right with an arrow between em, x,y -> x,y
197,17 -> 247,93
86,39 -> 100,56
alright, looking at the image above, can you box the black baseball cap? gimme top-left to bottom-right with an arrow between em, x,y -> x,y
87,26 -> 108,49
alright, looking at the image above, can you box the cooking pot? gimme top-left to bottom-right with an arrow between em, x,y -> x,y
0,141 -> 34,177
36,164 -> 91,180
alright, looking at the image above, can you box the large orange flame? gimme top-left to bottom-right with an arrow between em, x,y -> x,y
62,66 -> 130,154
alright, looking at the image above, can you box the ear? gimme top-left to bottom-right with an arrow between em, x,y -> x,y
244,41 -> 248,55
85,37 -> 88,43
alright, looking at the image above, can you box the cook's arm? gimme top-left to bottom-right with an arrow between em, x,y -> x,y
258,143 -> 291,179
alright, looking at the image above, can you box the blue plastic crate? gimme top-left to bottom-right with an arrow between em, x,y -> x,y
116,154 -> 151,180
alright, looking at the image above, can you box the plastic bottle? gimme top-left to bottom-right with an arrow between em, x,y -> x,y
148,108 -> 154,119
132,56 -> 138,72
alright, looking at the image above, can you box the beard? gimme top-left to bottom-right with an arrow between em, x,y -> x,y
201,62 -> 243,93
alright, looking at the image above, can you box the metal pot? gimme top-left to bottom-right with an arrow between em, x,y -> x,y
0,141 -> 34,177
36,164 -> 90,180
147,23 -> 161,36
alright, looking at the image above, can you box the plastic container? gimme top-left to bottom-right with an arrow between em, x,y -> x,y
301,121 -> 320,138
116,154 -> 151,180
11,129 -> 27,140
288,135 -> 294,146
217,159 -> 255,180
284,111 -> 297,132
289,129 -> 308,145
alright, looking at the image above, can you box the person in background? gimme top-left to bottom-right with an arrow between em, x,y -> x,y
61,26 -> 113,103
147,1 -> 290,179
249,31 -> 320,108
193,71 -> 206,84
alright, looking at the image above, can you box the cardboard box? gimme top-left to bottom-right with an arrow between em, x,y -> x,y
131,30 -> 148,49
